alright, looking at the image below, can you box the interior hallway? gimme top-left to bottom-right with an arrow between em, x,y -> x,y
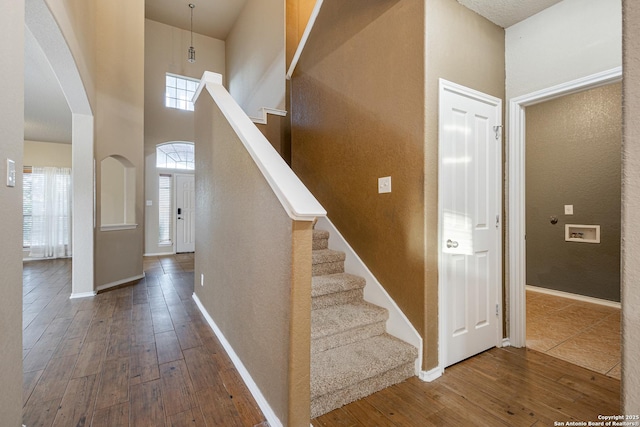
22,257 -> 620,426
22,256 -> 267,426
526,289 -> 621,379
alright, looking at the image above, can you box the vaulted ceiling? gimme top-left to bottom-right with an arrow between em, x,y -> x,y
24,0 -> 563,144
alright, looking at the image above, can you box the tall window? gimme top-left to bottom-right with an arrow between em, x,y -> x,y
158,174 -> 172,245
23,168 -> 33,248
156,142 -> 194,170
165,73 -> 199,111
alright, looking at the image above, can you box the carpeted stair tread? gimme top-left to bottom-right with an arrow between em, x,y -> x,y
312,249 -> 345,264
311,273 -> 365,298
313,229 -> 330,250
311,334 -> 417,399
311,302 -> 387,340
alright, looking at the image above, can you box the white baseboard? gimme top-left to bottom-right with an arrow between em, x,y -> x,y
526,285 -> 621,309
144,251 -> 175,257
501,338 -> 511,348
97,273 -> 145,292
192,293 -> 283,427
69,291 -> 97,299
419,366 -> 443,382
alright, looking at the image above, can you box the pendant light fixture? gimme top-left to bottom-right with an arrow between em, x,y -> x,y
188,3 -> 196,63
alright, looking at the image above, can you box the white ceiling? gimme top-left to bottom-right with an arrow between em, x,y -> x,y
24,0 -> 562,145
457,0 -> 563,28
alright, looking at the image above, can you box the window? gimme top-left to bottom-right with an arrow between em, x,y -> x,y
158,174 -> 172,245
156,142 -> 195,170
165,73 -> 199,111
23,167 -> 32,248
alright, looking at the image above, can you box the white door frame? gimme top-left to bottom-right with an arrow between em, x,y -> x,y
437,79 -> 503,375
507,67 -> 622,347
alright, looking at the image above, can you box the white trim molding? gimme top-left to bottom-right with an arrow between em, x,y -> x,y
526,285 -> 621,309
250,107 -> 287,125
99,223 -> 138,232
286,0 -> 324,80
507,67 -> 622,347
192,293 -> 283,427
419,366 -> 443,383
69,291 -> 97,299
143,251 -> 175,257
96,273 -> 145,292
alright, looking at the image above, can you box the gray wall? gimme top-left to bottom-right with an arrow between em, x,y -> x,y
526,82 -> 622,301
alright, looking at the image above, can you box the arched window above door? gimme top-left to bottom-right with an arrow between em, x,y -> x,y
156,142 -> 195,170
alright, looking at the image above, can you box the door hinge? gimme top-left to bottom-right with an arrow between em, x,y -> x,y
493,125 -> 503,140
496,304 -> 500,317
495,214 -> 500,229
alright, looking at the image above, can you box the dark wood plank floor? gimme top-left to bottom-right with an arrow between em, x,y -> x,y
22,258 -> 267,427
23,258 -> 621,427
313,346 -> 621,427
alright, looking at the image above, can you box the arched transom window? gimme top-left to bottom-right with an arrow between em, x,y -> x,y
156,142 -> 194,170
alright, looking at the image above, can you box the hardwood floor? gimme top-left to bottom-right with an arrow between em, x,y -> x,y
23,258 -> 621,426
22,257 -> 266,427
313,346 -> 621,426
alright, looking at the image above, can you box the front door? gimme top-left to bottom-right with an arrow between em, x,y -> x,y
176,174 -> 195,253
439,79 -> 502,367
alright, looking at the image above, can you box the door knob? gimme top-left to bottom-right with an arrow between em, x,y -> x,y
446,239 -> 459,248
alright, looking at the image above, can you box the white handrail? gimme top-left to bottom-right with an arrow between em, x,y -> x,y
286,0 -> 324,80
194,72 -> 326,221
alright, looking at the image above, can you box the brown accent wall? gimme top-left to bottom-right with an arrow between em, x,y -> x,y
291,0 -> 427,354
622,0 -> 640,413
286,0 -> 317,68
0,0 -> 24,422
94,0 -> 146,287
256,113 -> 291,164
425,0 -> 505,368
194,93 -> 311,425
526,83 -> 621,302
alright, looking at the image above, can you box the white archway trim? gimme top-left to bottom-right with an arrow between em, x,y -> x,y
26,0 -> 95,298
507,66 -> 622,347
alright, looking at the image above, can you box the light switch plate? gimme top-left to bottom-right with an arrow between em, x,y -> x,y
564,204 -> 574,215
6,159 -> 15,187
146,200 -> 153,206
378,176 -> 391,194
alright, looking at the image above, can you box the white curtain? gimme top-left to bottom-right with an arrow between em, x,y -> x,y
29,167 -> 72,258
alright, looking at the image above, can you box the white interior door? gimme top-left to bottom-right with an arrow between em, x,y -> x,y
175,174 -> 195,253
439,79 -> 502,368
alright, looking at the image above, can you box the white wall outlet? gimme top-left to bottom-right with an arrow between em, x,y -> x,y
378,176 -> 391,194
6,159 -> 15,187
200,273 -> 204,287
564,204 -> 574,215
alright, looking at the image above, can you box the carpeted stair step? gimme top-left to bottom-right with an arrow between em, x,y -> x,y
313,229 -> 330,250
312,249 -> 346,276
310,334 -> 417,418
311,302 -> 388,352
311,273 -> 365,309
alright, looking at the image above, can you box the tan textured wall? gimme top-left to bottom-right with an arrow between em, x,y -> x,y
24,140 -> 72,168
291,0 -> 426,352
144,18 -> 225,255
622,0 -> 640,413
425,0 -> 505,368
94,0 -> 145,286
195,93 -> 307,425
0,0 -> 24,423
526,83 -> 621,301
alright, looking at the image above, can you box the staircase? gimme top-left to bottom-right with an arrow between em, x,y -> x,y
310,228 -> 418,418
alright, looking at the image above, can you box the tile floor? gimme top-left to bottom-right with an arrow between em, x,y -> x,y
526,289 -> 621,379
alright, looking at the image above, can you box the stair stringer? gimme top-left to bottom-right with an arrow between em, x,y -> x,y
315,216 -> 423,375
